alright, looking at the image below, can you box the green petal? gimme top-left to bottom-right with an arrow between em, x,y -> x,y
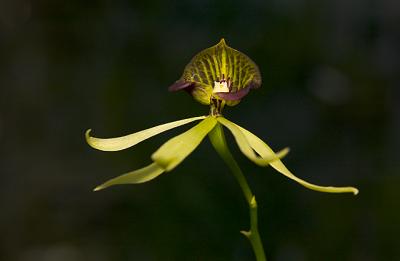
217,117 -> 289,166
86,116 -> 206,151
94,163 -> 164,191
235,123 -> 359,195
152,117 -> 217,171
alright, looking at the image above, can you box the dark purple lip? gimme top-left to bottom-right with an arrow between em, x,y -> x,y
215,87 -> 250,101
168,81 -> 195,92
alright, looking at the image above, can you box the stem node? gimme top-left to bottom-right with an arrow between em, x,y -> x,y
240,230 -> 252,238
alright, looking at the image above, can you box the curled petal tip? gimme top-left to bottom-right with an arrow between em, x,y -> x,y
352,187 -> 359,195
85,129 -> 92,139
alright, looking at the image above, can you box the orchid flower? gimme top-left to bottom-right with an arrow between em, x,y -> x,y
86,39 -> 358,261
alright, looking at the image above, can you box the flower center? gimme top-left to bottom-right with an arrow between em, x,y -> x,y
209,97 -> 225,116
212,74 -> 232,94
210,74 -> 231,116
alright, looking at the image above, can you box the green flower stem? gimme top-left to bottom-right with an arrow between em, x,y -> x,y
209,122 -> 267,261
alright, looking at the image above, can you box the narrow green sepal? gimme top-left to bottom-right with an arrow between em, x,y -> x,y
152,117 -> 217,171
235,122 -> 359,195
217,117 -> 289,166
86,116 -> 206,151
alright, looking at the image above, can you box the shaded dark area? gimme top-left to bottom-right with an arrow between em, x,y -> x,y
1,0 -> 399,260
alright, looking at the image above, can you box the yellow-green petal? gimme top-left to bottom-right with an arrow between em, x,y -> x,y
236,123 -> 359,195
94,163 -> 164,191
217,117 -> 289,166
152,117 -> 217,171
86,116 -> 206,151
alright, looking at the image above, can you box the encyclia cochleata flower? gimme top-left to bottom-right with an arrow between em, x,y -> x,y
86,39 -> 358,261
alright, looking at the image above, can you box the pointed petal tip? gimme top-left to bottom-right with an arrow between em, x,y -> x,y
276,147 -> 290,159
305,185 -> 360,195
93,185 -> 103,192
326,186 -> 359,195
219,38 -> 226,45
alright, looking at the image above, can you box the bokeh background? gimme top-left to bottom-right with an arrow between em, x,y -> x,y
1,0 -> 399,260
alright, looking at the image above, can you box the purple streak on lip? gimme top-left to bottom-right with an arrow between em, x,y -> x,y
215,87 -> 250,101
168,81 -> 195,92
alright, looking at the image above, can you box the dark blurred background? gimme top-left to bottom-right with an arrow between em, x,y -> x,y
1,0 -> 399,260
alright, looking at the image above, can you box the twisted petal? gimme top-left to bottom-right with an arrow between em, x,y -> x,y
232,121 -> 359,195
86,116 -> 206,151
94,163 -> 164,191
217,117 -> 289,166
152,117 -> 217,171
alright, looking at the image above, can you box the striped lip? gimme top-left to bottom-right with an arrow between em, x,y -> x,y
169,39 -> 262,106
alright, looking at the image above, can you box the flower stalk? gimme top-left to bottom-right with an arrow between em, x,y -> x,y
86,39 -> 359,260
209,122 -> 267,261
